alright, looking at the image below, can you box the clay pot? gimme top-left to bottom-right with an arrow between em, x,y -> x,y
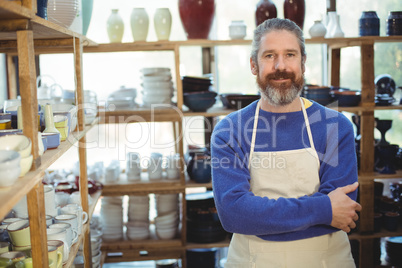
284,0 -> 305,30
179,0 -> 215,39
255,0 -> 277,26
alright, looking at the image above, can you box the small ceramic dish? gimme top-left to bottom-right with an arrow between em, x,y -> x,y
41,132 -> 60,149
0,135 -> 31,158
0,129 -> 22,137
19,154 -> 33,177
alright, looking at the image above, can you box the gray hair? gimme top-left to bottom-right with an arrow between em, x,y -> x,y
250,18 -> 306,64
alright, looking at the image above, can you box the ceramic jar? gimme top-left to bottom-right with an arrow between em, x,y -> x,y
325,12 -> 344,38
179,0 -> 216,39
386,11 -> 402,36
229,20 -> 247,40
36,0 -> 48,19
81,0 -> 93,35
359,11 -> 380,36
106,9 -> 124,43
130,8 -> 149,42
154,8 -> 172,41
255,0 -> 277,26
308,20 -> 326,38
284,0 -> 305,30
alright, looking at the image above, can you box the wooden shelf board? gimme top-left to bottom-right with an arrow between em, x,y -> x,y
101,238 -> 182,251
186,179 -> 212,189
0,1 -> 33,20
101,175 -> 184,196
183,106 -> 235,117
349,227 -> 402,240
359,170 -> 402,180
0,120 -> 98,220
98,107 -> 183,123
186,238 -> 231,249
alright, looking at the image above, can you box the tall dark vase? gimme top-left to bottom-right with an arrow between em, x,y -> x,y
284,0 -> 305,30
255,0 -> 277,26
179,0 -> 216,39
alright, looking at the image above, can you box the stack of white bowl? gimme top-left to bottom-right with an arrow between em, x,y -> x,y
90,229 -> 102,268
47,0 -> 79,28
154,194 -> 179,240
126,195 -> 150,240
101,197 -> 123,241
140,68 -> 174,107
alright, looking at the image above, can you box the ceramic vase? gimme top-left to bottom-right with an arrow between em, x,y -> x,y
36,0 -> 48,19
309,20 -> 326,38
81,0 -> 93,35
359,11 -> 380,36
284,0 -> 305,30
179,0 -> 216,39
106,9 -> 124,43
130,8 -> 149,42
255,0 -> 277,26
386,11 -> 402,36
325,12 -> 344,38
154,8 -> 172,41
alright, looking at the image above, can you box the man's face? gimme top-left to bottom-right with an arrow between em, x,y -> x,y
250,30 -> 306,106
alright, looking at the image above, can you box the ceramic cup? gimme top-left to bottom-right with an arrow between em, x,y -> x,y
54,214 -> 78,242
44,185 -> 57,217
12,197 -> 28,219
148,152 -> 163,180
47,245 -> 62,268
126,152 -> 141,181
60,204 -> 88,236
47,240 -> 65,266
68,191 -> 81,205
0,242 -> 9,254
6,220 -> 30,247
49,222 -> 77,247
0,251 -> 26,267
46,229 -> 69,264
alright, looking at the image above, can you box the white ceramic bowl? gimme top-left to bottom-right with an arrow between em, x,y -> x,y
140,68 -> 170,76
0,150 -> 21,169
156,226 -> 176,240
0,135 -> 31,158
19,154 -> 33,177
0,166 -> 21,187
141,75 -> 172,83
142,80 -> 173,88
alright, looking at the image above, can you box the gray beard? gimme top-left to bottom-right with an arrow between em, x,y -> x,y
260,82 -> 303,106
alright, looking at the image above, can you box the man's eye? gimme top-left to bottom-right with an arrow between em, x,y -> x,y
287,53 -> 296,57
266,54 -> 274,58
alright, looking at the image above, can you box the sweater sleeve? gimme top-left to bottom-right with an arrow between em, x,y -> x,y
211,114 -> 333,236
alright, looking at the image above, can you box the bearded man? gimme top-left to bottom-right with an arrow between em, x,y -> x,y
211,18 -> 361,268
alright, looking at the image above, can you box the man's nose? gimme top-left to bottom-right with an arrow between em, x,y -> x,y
274,55 -> 286,70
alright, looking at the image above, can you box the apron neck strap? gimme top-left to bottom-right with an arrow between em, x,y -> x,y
248,98 -> 316,169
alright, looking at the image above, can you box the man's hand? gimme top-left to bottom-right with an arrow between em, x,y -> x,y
328,182 -> 362,233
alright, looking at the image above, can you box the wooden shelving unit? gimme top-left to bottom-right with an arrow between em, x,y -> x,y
93,35 -> 402,268
0,1 -> 100,267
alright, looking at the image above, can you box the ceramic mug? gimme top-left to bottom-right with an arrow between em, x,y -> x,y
47,245 -> 62,268
54,214 -> 78,242
148,152 -> 163,180
44,185 -> 57,217
12,197 -> 28,219
46,229 -> 69,264
49,222 -> 77,247
0,242 -> 9,254
6,220 -> 30,247
60,204 -> 88,236
0,251 -> 26,267
47,240 -> 65,266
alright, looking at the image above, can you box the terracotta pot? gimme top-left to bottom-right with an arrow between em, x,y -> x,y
255,0 -> 277,26
179,0 -> 215,39
284,0 -> 305,30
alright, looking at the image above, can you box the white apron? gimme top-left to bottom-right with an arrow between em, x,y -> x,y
225,98 -> 355,268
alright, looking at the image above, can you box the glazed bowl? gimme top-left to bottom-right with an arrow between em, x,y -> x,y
52,104 -> 77,134
183,91 -> 217,112
19,154 -> 33,177
0,129 -> 22,137
331,90 -> 361,107
140,67 -> 171,76
41,132 -> 61,149
220,94 -> 260,110
0,150 -> 21,187
0,135 -> 31,158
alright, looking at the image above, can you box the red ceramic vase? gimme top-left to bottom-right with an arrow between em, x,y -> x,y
179,0 -> 216,39
284,0 -> 305,30
255,0 -> 277,26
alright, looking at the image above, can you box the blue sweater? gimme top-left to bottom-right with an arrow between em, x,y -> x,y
211,100 -> 358,241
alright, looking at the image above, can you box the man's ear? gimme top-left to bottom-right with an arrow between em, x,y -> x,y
250,58 -> 258,75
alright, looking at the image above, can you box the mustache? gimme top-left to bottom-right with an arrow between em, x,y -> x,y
265,71 -> 296,81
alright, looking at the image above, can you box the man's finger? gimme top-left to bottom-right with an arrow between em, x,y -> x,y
340,182 -> 359,194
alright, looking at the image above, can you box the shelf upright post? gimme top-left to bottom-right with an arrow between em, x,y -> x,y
74,36 -> 92,266
27,180 -> 49,267
17,29 -> 41,168
174,44 -> 183,109
328,47 -> 341,87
